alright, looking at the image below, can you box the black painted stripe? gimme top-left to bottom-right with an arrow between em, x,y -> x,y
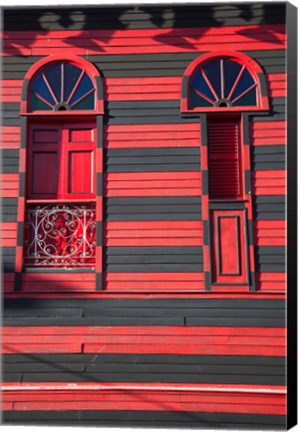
4,297 -> 285,309
2,98 -> 286,116
2,111 -> 286,128
3,353 -> 286,366
252,146 -> 285,170
253,146 -> 286,155
3,352 -> 285,385
3,3 -> 286,33
2,197 -> 18,208
3,298 -> 286,327
105,147 -> 200,172
254,195 -> 286,220
2,214 -> 18,222
4,370 -> 285,386
2,410 -> 286,429
105,246 -> 203,273
2,149 -> 19,157
255,246 -> 286,273
105,196 -> 201,221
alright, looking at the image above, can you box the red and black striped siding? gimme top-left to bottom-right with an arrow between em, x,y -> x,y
2,2 -> 288,429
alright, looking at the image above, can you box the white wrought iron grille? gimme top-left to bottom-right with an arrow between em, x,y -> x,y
24,203 -> 96,267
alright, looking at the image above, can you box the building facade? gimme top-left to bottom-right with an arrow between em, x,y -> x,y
2,2 -> 291,428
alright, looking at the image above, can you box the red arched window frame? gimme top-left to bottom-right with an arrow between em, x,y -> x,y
16,55 -> 104,288
181,51 -> 269,113
20,54 -> 104,115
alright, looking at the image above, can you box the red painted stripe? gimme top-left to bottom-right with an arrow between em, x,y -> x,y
3,393 -> 286,415
256,273 -> 286,292
2,382 -> 286,415
105,221 -> 202,229
257,273 -> 286,281
0,190 -> 19,197
0,173 -> 20,181
104,173 -> 202,196
4,284 -> 14,293
253,170 -> 286,179
255,238 -> 286,246
106,230 -> 202,239
254,188 -> 286,196
3,273 -> 15,281
104,272 -> 205,290
106,131 -> 200,141
20,282 -> 96,292
105,273 -> 207,282
105,188 -> 201,197
1,222 -> 18,230
106,139 -> 200,148
257,283 -> 286,292
106,281 -> 205,290
1,239 -> 17,247
252,138 -> 286,146
1,181 -> 20,189
105,172 -> 201,181
4,326 -> 286,337
2,24 -> 286,56
256,220 -> 286,229
105,238 -> 203,247
21,273 -> 95,282
252,121 -> 286,130
105,124 -> 200,133
3,325 -> 286,356
4,292 -> 286,300
255,229 -> 285,238
3,24 -> 285,41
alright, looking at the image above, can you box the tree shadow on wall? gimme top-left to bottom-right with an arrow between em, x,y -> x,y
3,3 -> 285,56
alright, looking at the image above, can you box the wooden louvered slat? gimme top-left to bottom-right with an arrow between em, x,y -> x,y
208,119 -> 240,198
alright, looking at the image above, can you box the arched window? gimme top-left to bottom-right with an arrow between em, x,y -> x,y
181,51 -> 269,291
30,62 -> 96,112
19,56 -> 104,276
181,51 -> 269,113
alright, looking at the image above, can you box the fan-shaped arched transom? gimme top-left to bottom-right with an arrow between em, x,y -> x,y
181,52 -> 269,113
30,62 -> 96,112
190,58 -> 257,108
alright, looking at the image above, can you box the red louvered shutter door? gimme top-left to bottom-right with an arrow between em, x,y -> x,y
208,119 -> 241,199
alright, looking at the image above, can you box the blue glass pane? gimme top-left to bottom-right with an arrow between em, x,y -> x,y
31,93 -> 53,111
233,88 -> 257,106
72,92 -> 95,110
223,60 -> 243,99
190,69 -> 216,102
44,63 -> 62,102
230,68 -> 255,101
69,73 -> 94,106
64,63 -> 82,102
31,74 -> 56,106
189,89 -> 212,108
202,59 -> 221,99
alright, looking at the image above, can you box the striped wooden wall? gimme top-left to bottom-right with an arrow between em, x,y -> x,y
2,2 -> 288,429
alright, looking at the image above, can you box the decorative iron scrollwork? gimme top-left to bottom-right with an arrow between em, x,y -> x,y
24,204 -> 96,267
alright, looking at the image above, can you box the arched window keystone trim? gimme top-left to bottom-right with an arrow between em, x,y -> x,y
181,51 -> 269,113
21,55 -> 104,115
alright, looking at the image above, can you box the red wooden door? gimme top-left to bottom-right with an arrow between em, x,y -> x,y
24,122 -> 96,267
27,122 -> 96,200
210,209 -> 248,284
